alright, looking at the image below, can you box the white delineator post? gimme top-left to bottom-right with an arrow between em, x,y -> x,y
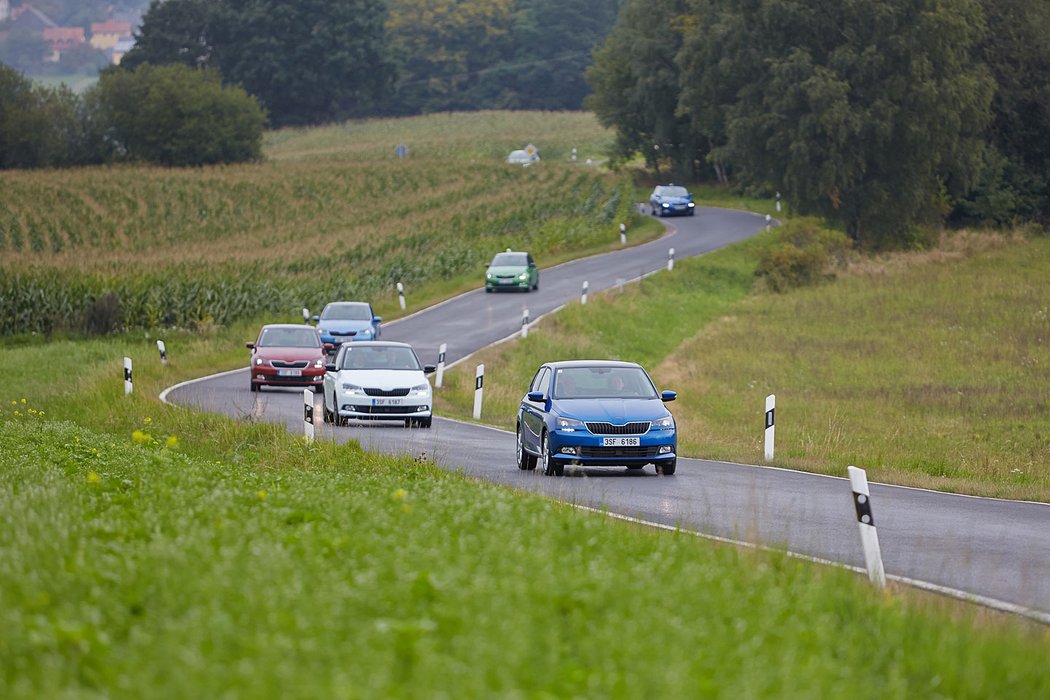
472,364 -> 484,420
848,466 -> 886,590
397,282 -> 406,311
776,191 -> 782,213
667,247 -> 675,271
521,307 -> 529,338
765,214 -> 772,230
435,343 -> 447,388
123,357 -> 133,395
302,307 -> 310,323
764,394 -> 775,461
581,280 -> 589,305
157,340 -> 167,365
303,389 -> 315,442
620,223 -> 627,245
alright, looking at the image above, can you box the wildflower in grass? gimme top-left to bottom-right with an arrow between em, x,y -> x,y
257,490 -> 267,501
143,417 -> 152,425
165,435 -> 179,449
132,430 -> 151,445
87,471 -> 101,484
20,398 -> 26,404
393,488 -> 407,501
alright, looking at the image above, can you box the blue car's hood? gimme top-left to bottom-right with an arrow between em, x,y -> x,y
319,320 -> 374,335
556,398 -> 669,424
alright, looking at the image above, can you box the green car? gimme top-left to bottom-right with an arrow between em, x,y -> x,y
485,250 -> 539,292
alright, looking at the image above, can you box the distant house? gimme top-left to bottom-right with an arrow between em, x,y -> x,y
9,3 -> 57,32
42,26 -> 85,61
0,0 -> 11,23
89,20 -> 131,50
111,37 -> 134,65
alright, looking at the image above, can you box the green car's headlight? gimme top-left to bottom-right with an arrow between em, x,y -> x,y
518,272 -> 528,280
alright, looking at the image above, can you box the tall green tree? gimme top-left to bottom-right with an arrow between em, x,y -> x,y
586,0 -> 701,178
121,0 -> 394,127
90,63 -> 265,166
675,0 -> 994,246
0,63 -> 91,168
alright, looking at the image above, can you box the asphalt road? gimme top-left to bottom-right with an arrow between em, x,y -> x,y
164,207 -> 1050,623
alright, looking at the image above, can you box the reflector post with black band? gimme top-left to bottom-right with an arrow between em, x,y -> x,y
435,342 -> 447,388
157,340 -> 167,365
764,393 -> 775,461
397,282 -> 406,311
521,307 -> 529,339
123,357 -> 133,395
848,465 -> 886,590
581,280 -> 588,305
472,364 -> 484,420
303,389 -> 315,442
667,247 -> 675,271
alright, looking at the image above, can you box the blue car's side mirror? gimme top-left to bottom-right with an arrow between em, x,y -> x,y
527,391 -> 545,402
661,390 -> 677,402
374,316 -> 382,323
311,315 -> 320,322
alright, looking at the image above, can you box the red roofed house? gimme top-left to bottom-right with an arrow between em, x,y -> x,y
42,26 -> 85,61
90,20 -> 132,51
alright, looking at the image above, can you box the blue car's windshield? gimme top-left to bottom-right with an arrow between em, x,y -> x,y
322,304 -> 372,321
341,346 -> 421,371
553,366 -> 658,399
657,186 -> 689,197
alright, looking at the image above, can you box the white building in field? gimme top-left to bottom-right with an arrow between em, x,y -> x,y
0,0 -> 10,23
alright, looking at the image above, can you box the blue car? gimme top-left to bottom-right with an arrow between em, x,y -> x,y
313,301 -> 381,349
516,360 -> 678,476
649,184 -> 696,217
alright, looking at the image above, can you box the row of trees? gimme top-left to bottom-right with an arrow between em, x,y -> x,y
586,0 -> 1050,246
0,62 -> 264,168
119,0 -> 622,127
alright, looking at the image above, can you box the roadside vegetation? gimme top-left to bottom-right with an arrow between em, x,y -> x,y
435,226 -> 1050,502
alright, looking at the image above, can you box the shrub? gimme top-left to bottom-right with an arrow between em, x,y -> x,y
755,217 -> 852,292
83,292 -> 124,336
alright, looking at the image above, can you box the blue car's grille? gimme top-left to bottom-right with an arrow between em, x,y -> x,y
585,421 -> 650,435
364,388 -> 410,397
579,446 -> 661,458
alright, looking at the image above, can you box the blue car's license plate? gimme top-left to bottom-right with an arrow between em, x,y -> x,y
602,437 -> 640,447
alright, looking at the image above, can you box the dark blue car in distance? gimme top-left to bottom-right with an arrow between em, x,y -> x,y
516,360 -> 678,476
649,184 -> 696,217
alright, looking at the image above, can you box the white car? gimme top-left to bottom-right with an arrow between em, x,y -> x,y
322,341 -> 435,428
506,149 -> 539,165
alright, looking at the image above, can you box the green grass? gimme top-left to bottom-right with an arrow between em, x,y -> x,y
436,229 -> 1050,501
2,413 -> 1047,698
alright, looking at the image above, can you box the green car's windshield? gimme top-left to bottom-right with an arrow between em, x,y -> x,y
491,253 -> 528,267
553,366 -> 658,399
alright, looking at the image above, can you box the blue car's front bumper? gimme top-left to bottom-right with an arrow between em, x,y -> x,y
547,427 -> 676,467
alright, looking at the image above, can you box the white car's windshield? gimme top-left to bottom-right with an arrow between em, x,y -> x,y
341,346 -> 421,371
657,186 -> 689,197
492,253 -> 528,267
553,366 -> 658,399
322,304 -> 372,321
258,328 -> 320,348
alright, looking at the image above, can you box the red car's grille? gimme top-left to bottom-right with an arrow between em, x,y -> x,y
270,360 -> 309,369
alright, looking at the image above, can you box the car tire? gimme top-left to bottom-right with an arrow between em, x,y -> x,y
541,432 -> 563,476
516,425 -> 537,471
656,458 -> 677,476
485,287 -> 493,293
689,210 -> 695,217
250,380 -> 259,392
415,417 -> 432,428
322,394 -> 334,424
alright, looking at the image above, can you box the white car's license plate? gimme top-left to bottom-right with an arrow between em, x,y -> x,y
277,369 -> 302,377
602,437 -> 640,447
371,398 -> 403,406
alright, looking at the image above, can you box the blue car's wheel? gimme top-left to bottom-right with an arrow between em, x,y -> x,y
656,458 -> 676,476
541,432 -> 563,476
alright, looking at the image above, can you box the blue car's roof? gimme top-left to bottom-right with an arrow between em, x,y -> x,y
544,360 -> 642,370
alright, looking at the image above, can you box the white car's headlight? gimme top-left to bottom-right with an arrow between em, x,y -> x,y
557,416 -> 586,431
653,416 -> 675,429
411,382 -> 430,396
341,383 -> 365,395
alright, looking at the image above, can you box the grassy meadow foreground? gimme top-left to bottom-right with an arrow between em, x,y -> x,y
436,228 -> 1050,502
2,111 -> 1049,694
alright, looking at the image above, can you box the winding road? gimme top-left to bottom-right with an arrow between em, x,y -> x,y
164,207 -> 1050,624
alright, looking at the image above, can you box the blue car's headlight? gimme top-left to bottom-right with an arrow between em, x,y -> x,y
662,202 -> 670,208
653,416 -> 675,429
357,328 -> 372,338
556,417 -> 586,432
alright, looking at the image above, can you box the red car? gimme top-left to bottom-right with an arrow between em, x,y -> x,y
247,324 -> 332,392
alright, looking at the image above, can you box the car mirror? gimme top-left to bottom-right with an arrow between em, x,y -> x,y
529,262 -> 536,268
527,391 -> 545,402
423,364 -> 436,374
245,342 -> 255,349
325,363 -> 337,372
323,343 -> 335,351
311,315 -> 320,322
661,390 -> 677,402
374,316 -> 382,323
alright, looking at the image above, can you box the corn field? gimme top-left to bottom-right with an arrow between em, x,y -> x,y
0,112 -> 632,334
